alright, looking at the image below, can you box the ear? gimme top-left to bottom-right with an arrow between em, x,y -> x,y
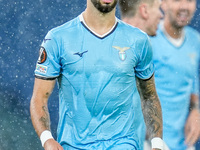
138,3 -> 149,20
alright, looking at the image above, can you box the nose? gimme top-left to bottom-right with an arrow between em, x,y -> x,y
179,0 -> 188,10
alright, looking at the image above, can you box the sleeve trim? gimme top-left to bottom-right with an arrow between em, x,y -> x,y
35,75 -> 57,80
136,72 -> 154,81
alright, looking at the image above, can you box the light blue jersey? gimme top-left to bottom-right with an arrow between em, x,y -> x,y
151,24 -> 200,150
35,14 -> 154,150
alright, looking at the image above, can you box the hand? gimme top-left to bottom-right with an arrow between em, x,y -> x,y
185,109 -> 200,146
44,139 -> 64,150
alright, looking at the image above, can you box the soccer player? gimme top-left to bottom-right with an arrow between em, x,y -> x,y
119,0 -> 164,149
119,0 -> 163,36
150,0 -> 200,149
30,0 -> 164,149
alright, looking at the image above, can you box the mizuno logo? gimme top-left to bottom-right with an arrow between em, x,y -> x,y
43,39 -> 51,43
112,46 -> 130,61
74,50 -> 88,57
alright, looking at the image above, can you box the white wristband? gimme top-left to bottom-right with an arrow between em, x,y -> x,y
151,137 -> 163,149
40,130 -> 54,147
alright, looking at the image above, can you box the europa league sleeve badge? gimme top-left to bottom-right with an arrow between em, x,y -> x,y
37,46 -> 47,64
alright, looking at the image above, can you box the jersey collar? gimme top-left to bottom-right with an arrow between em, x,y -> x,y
160,21 -> 185,47
79,13 -> 118,39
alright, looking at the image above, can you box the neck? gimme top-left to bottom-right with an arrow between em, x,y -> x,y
164,19 -> 184,39
83,3 -> 116,35
122,16 -> 146,32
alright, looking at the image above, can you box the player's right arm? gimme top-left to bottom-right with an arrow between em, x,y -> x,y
185,94 -> 200,146
136,75 -> 170,150
30,78 -> 63,150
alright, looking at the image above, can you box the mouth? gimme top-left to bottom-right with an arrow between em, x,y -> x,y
177,11 -> 189,22
102,0 -> 113,4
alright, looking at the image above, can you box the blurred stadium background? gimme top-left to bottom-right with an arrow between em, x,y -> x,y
0,0 -> 199,149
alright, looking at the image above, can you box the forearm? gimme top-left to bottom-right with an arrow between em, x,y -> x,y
136,75 -> 163,139
184,94 -> 200,146
142,94 -> 162,139
190,94 -> 199,111
30,96 -> 51,137
30,78 -> 55,137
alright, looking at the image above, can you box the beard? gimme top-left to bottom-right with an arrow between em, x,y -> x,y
169,10 -> 194,30
91,0 -> 118,13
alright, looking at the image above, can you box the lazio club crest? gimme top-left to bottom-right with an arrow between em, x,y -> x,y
112,46 -> 130,61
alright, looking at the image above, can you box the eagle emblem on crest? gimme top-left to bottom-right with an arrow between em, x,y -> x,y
112,46 -> 130,61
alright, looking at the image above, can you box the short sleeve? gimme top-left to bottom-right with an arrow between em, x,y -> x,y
135,37 -> 154,79
192,63 -> 199,95
190,28 -> 200,96
192,77 -> 199,95
34,31 -> 61,79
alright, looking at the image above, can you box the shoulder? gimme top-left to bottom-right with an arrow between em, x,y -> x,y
117,19 -> 149,41
48,16 -> 80,37
184,26 -> 200,52
184,26 -> 200,39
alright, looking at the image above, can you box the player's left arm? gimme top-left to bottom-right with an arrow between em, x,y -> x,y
185,94 -> 200,146
136,74 -> 163,150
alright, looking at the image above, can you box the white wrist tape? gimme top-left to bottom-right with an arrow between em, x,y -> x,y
40,130 -> 54,147
151,137 -> 164,149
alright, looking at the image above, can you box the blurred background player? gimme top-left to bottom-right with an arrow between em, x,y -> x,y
150,0 -> 200,149
119,0 -> 163,36
119,0 -> 164,149
30,0 -> 164,150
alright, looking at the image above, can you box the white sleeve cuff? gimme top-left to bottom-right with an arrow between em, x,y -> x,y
151,137 -> 163,149
40,130 -> 54,147
151,137 -> 170,150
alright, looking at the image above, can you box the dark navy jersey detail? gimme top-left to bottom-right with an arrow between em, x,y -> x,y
80,21 -> 119,39
35,75 -> 57,80
73,50 -> 88,57
43,38 -> 51,43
